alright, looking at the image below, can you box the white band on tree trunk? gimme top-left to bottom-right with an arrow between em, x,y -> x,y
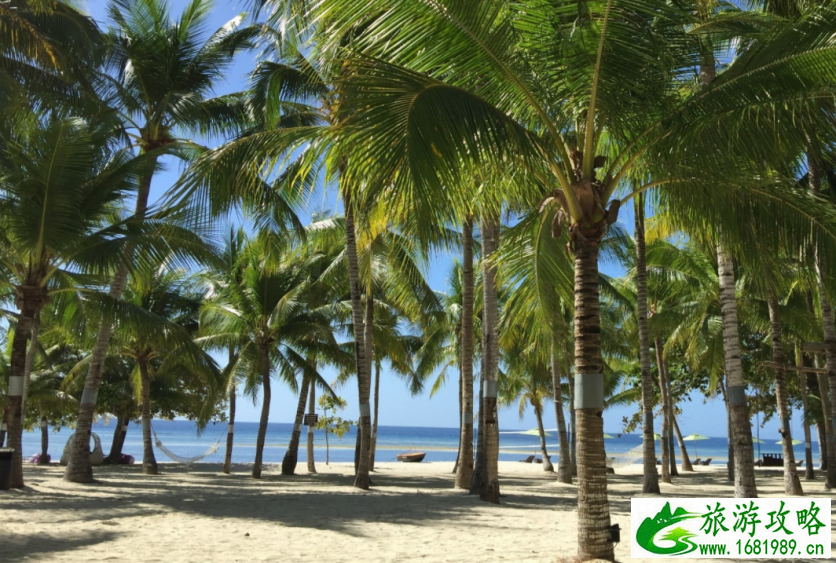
40,419 -> 47,428
483,380 -> 498,398
726,385 -> 746,406
781,418 -> 791,434
8,376 -> 24,396
1,423 -> 6,431
294,423 -> 302,433
359,403 -> 371,417
644,411 -> 654,427
574,373 -> 604,410
463,412 -> 473,425
806,441 -> 812,448
307,425 -> 314,434
227,424 -> 234,434
122,425 -> 129,432
80,388 -> 98,405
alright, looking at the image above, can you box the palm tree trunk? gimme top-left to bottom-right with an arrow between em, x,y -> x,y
282,375 -> 309,475
223,345 -> 236,475
816,421 -> 827,470
672,417 -> 693,471
343,189 -> 371,489
453,372 -> 461,475
716,244 -> 758,497
551,341 -> 572,484
6,293 -> 42,488
39,415 -> 49,464
307,377 -> 316,473
21,315 -> 40,420
816,370 -> 832,476
455,216 -> 475,489
324,413 -> 331,465
660,350 -> 679,477
808,142 -> 836,488
655,338 -> 671,484
253,348 -> 271,479
470,377 -> 485,494
767,293 -> 803,494
634,194 -> 660,492
223,385 -> 236,475
568,368 -> 578,476
479,213 -> 500,504
573,232 -> 613,561
65,161 -> 156,483
137,357 -> 158,475
105,411 -> 130,464
535,404 -> 553,471
798,346 -> 815,480
814,272 -> 836,489
718,378 -> 735,480
0,412 -> 7,447
370,360 -> 380,471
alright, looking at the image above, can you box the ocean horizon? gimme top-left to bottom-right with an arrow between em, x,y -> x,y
19,418 -> 822,466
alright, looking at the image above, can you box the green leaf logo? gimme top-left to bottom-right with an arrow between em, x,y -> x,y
636,502 -> 700,555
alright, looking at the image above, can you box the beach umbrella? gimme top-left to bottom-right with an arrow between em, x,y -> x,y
751,438 -> 765,444
775,439 -> 803,445
682,434 -> 709,457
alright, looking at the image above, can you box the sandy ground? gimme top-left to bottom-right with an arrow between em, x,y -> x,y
1,461 -> 834,563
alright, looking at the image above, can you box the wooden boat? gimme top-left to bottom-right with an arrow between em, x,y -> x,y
396,452 -> 426,463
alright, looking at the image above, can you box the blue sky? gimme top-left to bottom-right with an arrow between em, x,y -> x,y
76,0 -> 805,441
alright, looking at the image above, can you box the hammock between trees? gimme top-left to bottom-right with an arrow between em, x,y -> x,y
151,424 -> 223,464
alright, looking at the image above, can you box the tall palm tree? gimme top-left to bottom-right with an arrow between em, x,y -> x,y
316,0 -> 836,555
633,193 -> 660,491
0,114 -> 160,488
500,340 -> 555,472
199,227 -> 248,474
65,0 -> 258,482
96,267 -> 221,474
199,235 -> 340,478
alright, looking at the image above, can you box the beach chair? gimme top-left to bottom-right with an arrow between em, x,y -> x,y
692,458 -> 702,465
796,460 -> 804,467
700,458 -> 712,466
519,455 -> 535,463
656,458 -> 661,465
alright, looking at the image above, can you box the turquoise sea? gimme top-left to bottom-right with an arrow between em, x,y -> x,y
19,419 -> 823,466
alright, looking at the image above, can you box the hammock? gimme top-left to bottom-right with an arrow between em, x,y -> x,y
151,424 -> 223,464
612,445 -> 645,467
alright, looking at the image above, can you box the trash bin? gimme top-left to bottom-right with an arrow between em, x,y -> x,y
0,448 -> 14,490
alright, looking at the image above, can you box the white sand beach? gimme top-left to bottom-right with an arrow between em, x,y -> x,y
2,462 -> 833,563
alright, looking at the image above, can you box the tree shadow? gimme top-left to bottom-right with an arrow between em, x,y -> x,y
0,530 -> 119,562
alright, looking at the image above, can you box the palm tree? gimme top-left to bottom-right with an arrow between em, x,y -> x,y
199,227 -> 248,474
199,234 -> 340,478
500,341 -> 555,472
314,0 -> 836,553
0,114 -> 158,488
64,0 -> 257,482
427,252 -> 482,487
0,0 -> 103,112
98,267 -> 221,474
633,193 -> 661,491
